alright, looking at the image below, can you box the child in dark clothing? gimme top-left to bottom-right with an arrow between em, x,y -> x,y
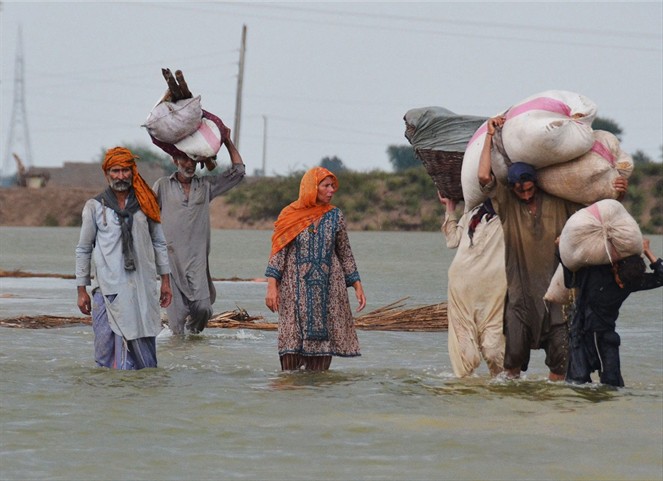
563,238 -> 663,387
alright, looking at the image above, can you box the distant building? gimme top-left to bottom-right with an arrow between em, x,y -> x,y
27,162 -> 168,189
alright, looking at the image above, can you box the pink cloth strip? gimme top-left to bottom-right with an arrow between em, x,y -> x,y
505,97 -> 572,120
467,97 -> 573,145
590,140 -> 616,166
468,123 -> 488,146
586,202 -> 602,223
198,121 -> 221,151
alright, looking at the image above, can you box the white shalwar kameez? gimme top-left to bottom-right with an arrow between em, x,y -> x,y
75,199 -> 170,341
442,204 -> 506,377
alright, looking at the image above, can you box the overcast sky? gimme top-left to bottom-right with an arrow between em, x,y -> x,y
1,1 -> 661,177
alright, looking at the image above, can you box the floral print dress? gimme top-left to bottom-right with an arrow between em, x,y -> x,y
266,208 -> 361,357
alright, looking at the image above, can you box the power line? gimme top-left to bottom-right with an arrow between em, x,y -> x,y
135,2 -> 661,53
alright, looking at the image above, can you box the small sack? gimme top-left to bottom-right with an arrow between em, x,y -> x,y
460,125 -> 491,211
174,117 -> 222,161
543,264 -> 574,305
143,96 -> 203,144
559,199 -> 643,272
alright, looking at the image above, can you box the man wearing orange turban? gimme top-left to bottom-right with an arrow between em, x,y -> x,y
75,147 -> 172,370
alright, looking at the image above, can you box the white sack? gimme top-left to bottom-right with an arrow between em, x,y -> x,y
460,122 -> 491,211
500,90 -> 597,168
543,264 -> 574,305
537,130 -> 633,205
143,96 -> 203,144
174,117 -> 222,161
559,199 -> 643,272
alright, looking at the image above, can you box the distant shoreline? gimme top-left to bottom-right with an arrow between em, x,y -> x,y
0,269 -> 266,283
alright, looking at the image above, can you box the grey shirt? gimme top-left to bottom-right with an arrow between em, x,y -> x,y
75,198 -> 170,340
152,164 -> 245,303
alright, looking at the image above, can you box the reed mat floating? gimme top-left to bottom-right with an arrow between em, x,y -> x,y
1,299 -> 447,332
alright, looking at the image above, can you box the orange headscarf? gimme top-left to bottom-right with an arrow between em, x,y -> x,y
270,167 -> 338,256
102,147 -> 161,223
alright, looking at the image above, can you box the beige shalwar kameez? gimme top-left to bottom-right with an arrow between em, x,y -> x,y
443,204 -> 506,377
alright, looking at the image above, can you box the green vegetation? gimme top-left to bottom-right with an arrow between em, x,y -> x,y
591,116 -> 624,140
225,167 -> 440,231
622,161 -> 663,233
386,145 -> 418,172
225,162 -> 662,234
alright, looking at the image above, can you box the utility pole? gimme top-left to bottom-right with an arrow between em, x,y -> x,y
233,24 -> 247,149
3,26 -> 33,181
261,115 -> 267,176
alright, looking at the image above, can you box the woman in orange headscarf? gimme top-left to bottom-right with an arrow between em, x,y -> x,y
265,167 -> 366,371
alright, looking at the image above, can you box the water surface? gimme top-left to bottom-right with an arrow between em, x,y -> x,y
1,228 -> 661,480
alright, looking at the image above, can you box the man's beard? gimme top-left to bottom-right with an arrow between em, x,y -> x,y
110,179 -> 132,191
178,164 -> 196,179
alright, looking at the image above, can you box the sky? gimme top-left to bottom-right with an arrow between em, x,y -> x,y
1,1 -> 662,178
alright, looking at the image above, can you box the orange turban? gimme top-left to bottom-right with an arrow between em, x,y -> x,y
270,167 -> 338,256
102,147 -> 161,223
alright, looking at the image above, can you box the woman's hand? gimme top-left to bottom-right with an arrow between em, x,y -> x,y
437,192 -> 456,212
265,278 -> 280,313
353,281 -> 366,313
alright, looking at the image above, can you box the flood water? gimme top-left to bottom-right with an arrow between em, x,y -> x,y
1,227 -> 662,481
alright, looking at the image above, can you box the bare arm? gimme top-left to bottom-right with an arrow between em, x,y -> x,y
438,192 -> 463,248
477,116 -> 505,187
224,135 -> 244,166
643,238 -> 658,264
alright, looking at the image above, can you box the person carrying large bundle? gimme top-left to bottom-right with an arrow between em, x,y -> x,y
559,202 -> 663,387
477,116 -> 628,380
150,69 -> 246,335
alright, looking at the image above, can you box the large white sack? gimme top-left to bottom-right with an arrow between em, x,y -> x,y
174,117 -> 222,161
143,96 -> 203,144
460,119 -> 493,211
500,90 -> 597,168
559,199 -> 642,272
544,264 -> 574,305
461,113 -> 513,211
537,130 -> 633,205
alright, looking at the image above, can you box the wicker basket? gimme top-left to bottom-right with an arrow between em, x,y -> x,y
415,149 -> 464,201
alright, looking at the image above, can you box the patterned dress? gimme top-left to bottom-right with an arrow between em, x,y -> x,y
266,208 -> 361,357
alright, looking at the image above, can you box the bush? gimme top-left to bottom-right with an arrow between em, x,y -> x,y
43,214 -> 59,227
